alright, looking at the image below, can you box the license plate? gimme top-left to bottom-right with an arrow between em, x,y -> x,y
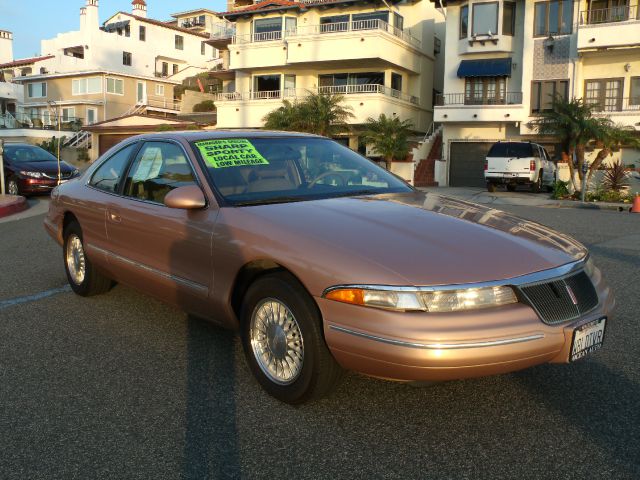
570,318 -> 606,362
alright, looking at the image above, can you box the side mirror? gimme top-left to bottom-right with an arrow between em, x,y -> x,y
164,185 -> 207,210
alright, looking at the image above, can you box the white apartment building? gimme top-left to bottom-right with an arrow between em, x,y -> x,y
211,0 -> 445,150
433,0 -> 640,187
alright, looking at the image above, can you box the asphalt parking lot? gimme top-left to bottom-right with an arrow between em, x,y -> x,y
1,201 -> 639,479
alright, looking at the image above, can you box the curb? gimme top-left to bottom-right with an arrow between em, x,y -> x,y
0,195 -> 28,218
555,201 -> 632,212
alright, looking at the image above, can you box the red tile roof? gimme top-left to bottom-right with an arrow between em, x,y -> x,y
132,0 -> 147,5
0,55 -> 54,69
110,12 -> 210,38
218,0 -> 304,16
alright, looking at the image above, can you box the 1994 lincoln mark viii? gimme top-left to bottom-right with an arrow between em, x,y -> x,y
45,131 -> 614,404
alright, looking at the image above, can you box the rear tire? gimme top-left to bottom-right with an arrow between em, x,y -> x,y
487,182 -> 496,192
63,221 -> 112,296
240,272 -> 343,404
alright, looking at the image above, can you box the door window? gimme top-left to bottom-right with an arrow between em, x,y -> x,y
123,142 -> 196,204
90,143 -> 138,193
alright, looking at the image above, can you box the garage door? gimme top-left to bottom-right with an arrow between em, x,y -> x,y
449,142 -> 495,187
99,134 -> 135,156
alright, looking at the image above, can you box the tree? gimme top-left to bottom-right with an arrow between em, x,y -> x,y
530,97 -> 610,192
262,92 -> 353,136
362,114 -> 413,170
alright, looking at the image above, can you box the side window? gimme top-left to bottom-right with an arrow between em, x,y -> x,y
123,142 -> 196,204
90,143 -> 137,193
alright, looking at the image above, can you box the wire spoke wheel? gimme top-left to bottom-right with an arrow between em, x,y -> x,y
65,234 -> 86,285
250,298 -> 304,385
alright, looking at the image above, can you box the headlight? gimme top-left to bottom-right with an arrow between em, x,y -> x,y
323,285 -> 518,312
20,171 -> 43,178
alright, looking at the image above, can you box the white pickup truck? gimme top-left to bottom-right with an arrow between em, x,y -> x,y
484,141 -> 556,193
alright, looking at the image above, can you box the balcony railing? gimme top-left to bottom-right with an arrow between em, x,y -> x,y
435,92 -> 523,106
146,95 -> 181,111
215,85 -> 420,105
232,19 -> 420,47
588,97 -> 640,112
579,6 -> 638,25
210,24 -> 236,39
0,112 -> 85,131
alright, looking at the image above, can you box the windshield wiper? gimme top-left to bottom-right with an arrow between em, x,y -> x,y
233,196 -> 308,207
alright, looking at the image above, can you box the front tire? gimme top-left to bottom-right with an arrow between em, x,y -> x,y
63,221 -> 112,296
240,272 -> 343,404
7,178 -> 19,196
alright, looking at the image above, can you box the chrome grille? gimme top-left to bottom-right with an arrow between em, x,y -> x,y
518,271 -> 599,325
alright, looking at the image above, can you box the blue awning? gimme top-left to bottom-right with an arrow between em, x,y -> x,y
457,58 -> 512,78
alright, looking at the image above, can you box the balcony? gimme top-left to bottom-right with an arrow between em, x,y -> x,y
0,112 -> 85,131
208,24 -> 236,50
589,97 -> 640,129
214,86 -> 424,129
434,92 -> 525,123
228,20 -> 423,72
578,6 -> 640,50
145,95 -> 181,113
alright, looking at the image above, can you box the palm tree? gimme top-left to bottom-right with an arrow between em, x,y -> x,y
362,114 -> 413,170
586,123 -> 640,185
262,92 -> 353,136
530,97 -> 610,192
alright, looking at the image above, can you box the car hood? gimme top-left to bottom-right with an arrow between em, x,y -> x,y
219,191 -> 587,291
12,160 -> 75,174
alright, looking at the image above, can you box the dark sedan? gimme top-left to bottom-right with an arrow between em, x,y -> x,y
2,143 -> 79,196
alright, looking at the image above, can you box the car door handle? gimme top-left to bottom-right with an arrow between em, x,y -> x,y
108,211 -> 121,223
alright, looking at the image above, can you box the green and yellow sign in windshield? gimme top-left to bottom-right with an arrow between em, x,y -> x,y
195,139 -> 270,169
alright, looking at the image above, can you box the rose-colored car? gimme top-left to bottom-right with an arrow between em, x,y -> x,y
44,132 -> 614,404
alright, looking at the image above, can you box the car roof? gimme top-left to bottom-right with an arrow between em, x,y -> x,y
126,130 -> 326,142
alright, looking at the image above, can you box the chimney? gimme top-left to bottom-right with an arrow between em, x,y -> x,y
0,30 -> 13,64
132,0 -> 147,18
80,7 -> 87,31
85,0 -> 99,31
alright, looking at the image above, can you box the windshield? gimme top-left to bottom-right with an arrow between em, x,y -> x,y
487,143 -> 534,158
191,137 -> 412,206
4,145 -> 57,163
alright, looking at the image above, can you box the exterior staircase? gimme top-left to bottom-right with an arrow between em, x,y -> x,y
413,126 -> 443,187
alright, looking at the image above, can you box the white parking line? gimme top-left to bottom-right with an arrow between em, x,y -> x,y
0,285 -> 71,311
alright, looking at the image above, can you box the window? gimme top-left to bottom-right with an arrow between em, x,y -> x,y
201,42 -> 206,55
86,107 -> 98,125
465,77 -> 506,104
531,79 -> 569,112
503,2 -> 516,35
139,25 -> 146,41
472,2 -> 499,36
27,82 -> 47,98
90,143 -> 138,194
534,0 -> 573,36
584,78 -> 623,111
318,72 -> 384,93
173,64 -> 179,75
156,84 -> 165,96
391,73 -> 402,92
393,13 -> 404,31
123,52 -> 132,66
253,18 -> 282,41
175,35 -> 184,50
488,142 -> 535,158
320,15 -> 350,32
125,24 -> 131,37
72,77 -> 102,95
62,107 -> 75,122
460,5 -> 469,38
124,142 -> 196,204
254,74 -> 281,98
106,77 -> 124,95
631,77 -> 640,106
162,62 -> 169,77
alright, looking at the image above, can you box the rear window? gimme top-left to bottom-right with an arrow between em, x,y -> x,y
487,143 -> 534,158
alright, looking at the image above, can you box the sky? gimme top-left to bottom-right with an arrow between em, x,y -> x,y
0,0 -> 227,59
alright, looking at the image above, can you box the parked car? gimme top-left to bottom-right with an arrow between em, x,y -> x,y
485,141 -> 556,193
44,132 -> 613,404
1,143 -> 80,196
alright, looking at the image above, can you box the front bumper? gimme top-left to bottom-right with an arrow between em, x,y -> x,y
18,177 -> 60,194
318,276 -> 614,382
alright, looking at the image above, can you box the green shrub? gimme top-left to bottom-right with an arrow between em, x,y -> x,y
551,180 -> 570,199
155,124 -> 175,132
77,147 -> 90,162
193,100 -> 215,112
